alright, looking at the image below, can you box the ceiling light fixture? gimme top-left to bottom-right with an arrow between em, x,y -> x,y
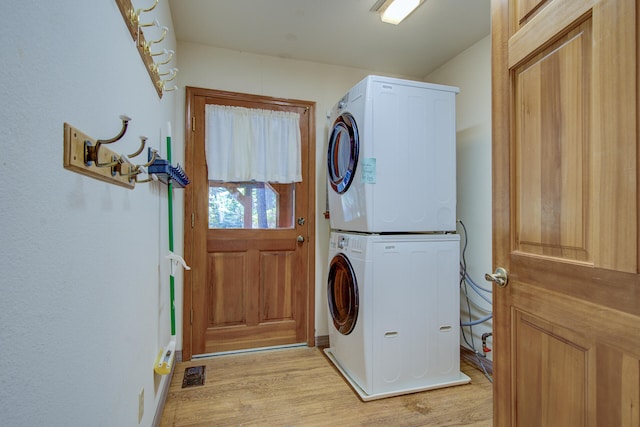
372,0 -> 424,25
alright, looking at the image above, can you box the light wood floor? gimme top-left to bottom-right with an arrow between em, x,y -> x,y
160,347 -> 493,426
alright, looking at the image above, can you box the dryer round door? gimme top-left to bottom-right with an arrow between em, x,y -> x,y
328,113 -> 359,194
327,253 -> 359,335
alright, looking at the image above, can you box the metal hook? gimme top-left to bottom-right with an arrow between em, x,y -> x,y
150,49 -> 172,72
84,146 -> 119,168
137,149 -> 158,169
141,26 -> 168,54
130,0 -> 158,28
161,84 -> 178,93
138,0 -> 159,14
128,9 -> 140,28
157,69 -> 178,94
139,18 -> 160,29
128,136 -> 148,158
159,68 -> 178,84
159,67 -> 177,77
149,55 -> 172,74
136,171 -> 159,184
149,26 -> 168,46
156,50 -> 174,66
121,166 -> 144,182
97,115 -> 131,145
111,154 -> 137,181
151,48 -> 173,58
84,115 -> 131,167
101,154 -> 121,169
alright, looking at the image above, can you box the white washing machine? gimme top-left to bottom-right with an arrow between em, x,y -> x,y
327,75 -> 459,233
324,231 -> 470,401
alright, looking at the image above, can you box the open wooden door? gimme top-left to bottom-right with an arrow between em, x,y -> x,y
491,0 -> 640,424
183,87 -> 316,359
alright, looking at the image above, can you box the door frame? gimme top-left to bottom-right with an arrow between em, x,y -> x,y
182,86 -> 316,361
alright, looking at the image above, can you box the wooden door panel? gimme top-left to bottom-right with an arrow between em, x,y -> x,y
209,252 -> 247,327
596,346 -> 640,426
203,320 -> 298,354
508,0 -> 593,68
514,0 -> 549,25
204,247 -> 301,353
514,311 -> 589,426
510,283 -> 640,358
514,20 -> 590,263
492,0 -> 639,424
509,255 -> 640,316
508,284 -> 640,426
207,233 -> 298,251
260,251 -> 295,322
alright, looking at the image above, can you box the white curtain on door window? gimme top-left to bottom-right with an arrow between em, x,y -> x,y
205,104 -> 302,183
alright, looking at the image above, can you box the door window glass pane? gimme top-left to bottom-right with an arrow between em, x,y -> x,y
209,181 -> 294,229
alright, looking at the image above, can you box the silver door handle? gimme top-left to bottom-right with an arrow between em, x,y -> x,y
485,267 -> 508,288
297,235 -> 305,243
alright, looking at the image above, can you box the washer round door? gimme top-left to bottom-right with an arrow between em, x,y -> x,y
327,113 -> 359,194
327,253 -> 359,335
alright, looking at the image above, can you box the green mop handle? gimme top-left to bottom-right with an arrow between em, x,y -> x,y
167,123 -> 176,336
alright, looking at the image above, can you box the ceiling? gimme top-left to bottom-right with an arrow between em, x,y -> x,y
169,0 -> 491,78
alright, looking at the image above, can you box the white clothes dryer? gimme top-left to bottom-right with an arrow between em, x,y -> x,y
324,231 -> 470,401
327,75 -> 459,233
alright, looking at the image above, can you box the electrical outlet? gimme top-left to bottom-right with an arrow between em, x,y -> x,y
138,387 -> 144,424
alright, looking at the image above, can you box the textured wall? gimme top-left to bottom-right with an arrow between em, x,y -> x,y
0,1 -> 178,425
427,36 -> 494,361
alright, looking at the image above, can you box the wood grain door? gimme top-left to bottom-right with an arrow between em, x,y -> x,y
492,0 -> 639,425
183,87 -> 316,359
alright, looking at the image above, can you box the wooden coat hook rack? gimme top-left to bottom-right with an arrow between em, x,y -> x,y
115,0 -> 177,98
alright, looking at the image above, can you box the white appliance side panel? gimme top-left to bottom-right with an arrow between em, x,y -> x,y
406,92 -> 433,225
433,94 -> 457,229
432,241 -> 461,375
407,245 -> 439,378
371,237 -> 461,394
373,248 -> 404,386
369,83 -> 457,233
370,83 -> 402,230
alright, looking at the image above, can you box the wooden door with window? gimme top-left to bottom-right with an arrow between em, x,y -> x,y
491,0 -> 639,424
183,86 -> 316,359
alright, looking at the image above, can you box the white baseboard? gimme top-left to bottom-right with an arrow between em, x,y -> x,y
152,362 -> 176,427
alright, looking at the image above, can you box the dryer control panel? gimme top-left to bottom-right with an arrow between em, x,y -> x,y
332,234 -> 365,253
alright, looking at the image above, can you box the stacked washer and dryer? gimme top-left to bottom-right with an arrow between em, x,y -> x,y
325,75 -> 471,401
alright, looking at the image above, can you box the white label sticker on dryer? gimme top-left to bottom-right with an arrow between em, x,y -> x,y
361,158 -> 376,184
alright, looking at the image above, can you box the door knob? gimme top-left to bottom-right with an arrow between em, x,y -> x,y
297,235 -> 305,243
485,267 -> 508,288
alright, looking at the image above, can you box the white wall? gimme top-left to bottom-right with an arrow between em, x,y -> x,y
426,36 -> 494,360
174,41 -> 413,342
0,2 -> 179,426
175,38 -> 493,356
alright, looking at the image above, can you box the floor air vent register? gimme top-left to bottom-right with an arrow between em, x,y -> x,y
182,366 -> 206,388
